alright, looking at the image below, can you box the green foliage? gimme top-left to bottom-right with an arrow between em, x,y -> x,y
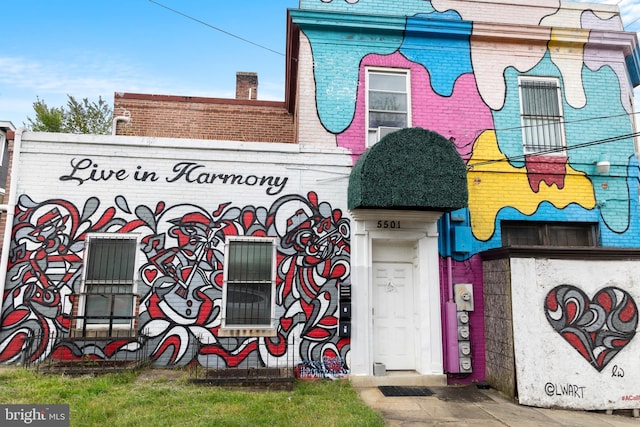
25,95 -> 113,135
0,367 -> 385,427
348,127 -> 468,211
26,97 -> 65,132
64,95 -> 113,135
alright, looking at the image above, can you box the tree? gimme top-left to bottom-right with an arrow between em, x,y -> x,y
26,97 -> 65,132
26,95 -> 113,135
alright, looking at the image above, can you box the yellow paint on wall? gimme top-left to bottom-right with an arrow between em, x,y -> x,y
467,130 -> 596,241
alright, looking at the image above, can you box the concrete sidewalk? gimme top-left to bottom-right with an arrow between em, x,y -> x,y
355,384 -> 640,426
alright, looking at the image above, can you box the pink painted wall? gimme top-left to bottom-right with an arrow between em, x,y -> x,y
336,52 -> 494,164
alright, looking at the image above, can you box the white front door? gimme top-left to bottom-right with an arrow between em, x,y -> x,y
372,261 -> 415,370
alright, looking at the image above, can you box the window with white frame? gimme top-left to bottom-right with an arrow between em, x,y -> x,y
81,235 -> 137,330
366,68 -> 410,146
519,77 -> 565,154
222,237 -> 276,328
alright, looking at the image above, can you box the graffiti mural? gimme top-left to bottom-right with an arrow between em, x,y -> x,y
0,192 -> 351,369
295,356 -> 350,379
293,0 -> 639,388
295,0 -> 640,249
544,285 -> 638,372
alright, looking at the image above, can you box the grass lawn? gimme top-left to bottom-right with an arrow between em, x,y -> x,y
0,367 -> 385,427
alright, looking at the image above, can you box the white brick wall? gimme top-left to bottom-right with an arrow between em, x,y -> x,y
15,133 -> 353,321
296,34 -> 339,149
17,132 -> 352,210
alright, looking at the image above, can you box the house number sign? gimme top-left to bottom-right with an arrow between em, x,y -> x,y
377,220 -> 401,229
365,219 -> 424,231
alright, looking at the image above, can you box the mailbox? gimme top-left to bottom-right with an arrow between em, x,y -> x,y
340,302 -> 351,319
339,322 -> 351,337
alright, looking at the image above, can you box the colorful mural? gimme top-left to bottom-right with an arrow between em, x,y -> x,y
293,0 -> 639,384
544,284 -> 638,372
295,0 -> 640,254
509,259 -> 640,409
0,192 -> 351,369
1,0 -> 637,395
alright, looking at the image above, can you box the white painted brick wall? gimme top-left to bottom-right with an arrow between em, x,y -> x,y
14,133 -> 353,334
17,133 -> 351,211
296,34 -> 339,148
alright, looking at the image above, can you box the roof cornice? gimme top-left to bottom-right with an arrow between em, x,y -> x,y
289,8 -> 639,86
291,9 -> 637,51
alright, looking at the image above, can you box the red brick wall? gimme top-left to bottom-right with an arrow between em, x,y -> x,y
113,93 -> 295,144
235,72 -> 258,101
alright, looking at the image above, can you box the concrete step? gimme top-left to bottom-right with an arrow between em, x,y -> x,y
350,371 -> 447,387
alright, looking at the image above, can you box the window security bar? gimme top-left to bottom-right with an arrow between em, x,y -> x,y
74,292 -> 137,337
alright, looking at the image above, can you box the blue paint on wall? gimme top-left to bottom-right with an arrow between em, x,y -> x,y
400,11 -> 472,97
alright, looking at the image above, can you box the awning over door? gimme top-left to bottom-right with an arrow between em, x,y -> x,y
348,128 -> 468,211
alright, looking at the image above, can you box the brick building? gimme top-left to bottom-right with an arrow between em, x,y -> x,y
113,72 -> 296,143
1,0 -> 640,411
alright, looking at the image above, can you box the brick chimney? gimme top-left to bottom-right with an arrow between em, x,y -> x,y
236,72 -> 258,100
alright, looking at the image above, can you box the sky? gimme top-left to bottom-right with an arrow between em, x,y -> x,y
1,0 -> 299,127
1,0 -> 639,128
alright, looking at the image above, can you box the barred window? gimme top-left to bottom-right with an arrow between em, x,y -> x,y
519,77 -> 565,154
223,238 -> 275,327
82,235 -> 137,328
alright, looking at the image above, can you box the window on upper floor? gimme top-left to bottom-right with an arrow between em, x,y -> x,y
519,77 -> 565,155
501,221 -> 598,247
366,68 -> 410,146
222,237 -> 276,330
79,235 -> 138,334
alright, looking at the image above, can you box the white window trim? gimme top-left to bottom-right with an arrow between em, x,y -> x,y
77,233 -> 140,332
518,75 -> 566,156
365,67 -> 411,147
220,236 -> 277,337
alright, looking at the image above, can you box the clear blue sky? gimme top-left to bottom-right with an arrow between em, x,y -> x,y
1,0 -> 299,127
1,0 -> 638,128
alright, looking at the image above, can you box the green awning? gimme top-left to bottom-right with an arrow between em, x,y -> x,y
348,128 -> 468,211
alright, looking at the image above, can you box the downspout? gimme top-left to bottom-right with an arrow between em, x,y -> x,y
442,212 -> 460,373
0,127 -> 24,312
112,110 -> 131,135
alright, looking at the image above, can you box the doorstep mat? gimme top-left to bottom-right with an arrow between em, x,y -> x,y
378,386 -> 434,397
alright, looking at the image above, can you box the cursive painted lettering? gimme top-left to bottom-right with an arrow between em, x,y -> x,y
165,161 -> 288,195
60,159 -> 289,195
134,165 -> 159,182
60,158 -> 129,185
612,365 -> 625,378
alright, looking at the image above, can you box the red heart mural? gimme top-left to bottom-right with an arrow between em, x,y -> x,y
544,285 -> 638,372
144,268 -> 158,283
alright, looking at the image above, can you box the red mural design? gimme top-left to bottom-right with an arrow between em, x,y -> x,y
544,285 -> 638,371
0,192 -> 351,372
524,155 -> 569,192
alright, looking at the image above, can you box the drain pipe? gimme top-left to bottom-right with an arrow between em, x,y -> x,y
112,110 -> 131,135
0,127 -> 24,312
442,213 -> 460,373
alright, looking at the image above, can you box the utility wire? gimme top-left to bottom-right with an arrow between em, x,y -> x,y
626,15 -> 640,28
147,0 -> 285,57
423,110 -> 640,146
467,131 -> 640,169
145,0 -> 638,136
494,111 -> 640,134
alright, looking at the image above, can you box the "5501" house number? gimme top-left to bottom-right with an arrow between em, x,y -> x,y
377,220 -> 401,229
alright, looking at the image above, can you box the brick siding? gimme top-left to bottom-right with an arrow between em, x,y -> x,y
113,93 -> 295,144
